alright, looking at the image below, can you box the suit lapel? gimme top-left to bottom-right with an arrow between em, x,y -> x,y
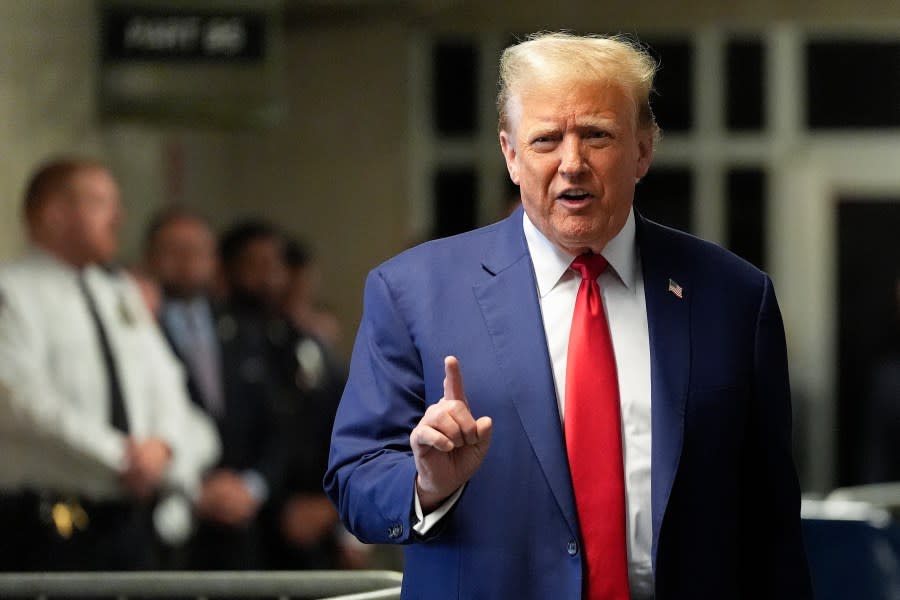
473,209 -> 579,537
637,215 -> 691,570
158,315 -> 205,411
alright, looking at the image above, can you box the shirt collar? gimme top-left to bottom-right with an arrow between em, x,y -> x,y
522,208 -> 637,298
26,245 -> 117,280
162,296 -> 210,322
26,245 -> 82,279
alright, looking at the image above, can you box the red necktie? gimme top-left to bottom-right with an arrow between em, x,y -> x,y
565,254 -> 630,600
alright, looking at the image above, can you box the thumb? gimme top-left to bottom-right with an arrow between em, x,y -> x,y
475,416 -> 492,447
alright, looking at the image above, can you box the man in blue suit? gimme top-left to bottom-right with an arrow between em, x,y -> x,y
325,32 -> 812,599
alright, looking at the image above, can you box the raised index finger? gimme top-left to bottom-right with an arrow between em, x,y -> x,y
443,355 -> 467,405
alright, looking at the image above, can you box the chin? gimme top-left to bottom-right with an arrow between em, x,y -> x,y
556,222 -> 602,243
553,226 -> 611,254
96,249 -> 119,265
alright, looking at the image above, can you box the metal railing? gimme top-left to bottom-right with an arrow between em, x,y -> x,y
827,481 -> 900,519
0,570 -> 402,599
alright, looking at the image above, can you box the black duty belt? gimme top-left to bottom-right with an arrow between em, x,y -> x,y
0,490 -> 140,539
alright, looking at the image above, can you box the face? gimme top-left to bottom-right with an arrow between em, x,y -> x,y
499,78 -> 654,255
62,168 -> 123,265
228,236 -> 288,308
148,217 -> 217,298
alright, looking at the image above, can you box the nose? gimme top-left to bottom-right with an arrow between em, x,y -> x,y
558,136 -> 586,178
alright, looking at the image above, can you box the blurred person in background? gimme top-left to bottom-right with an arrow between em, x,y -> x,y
0,158 -> 219,571
862,276 -> 900,484
282,238 -> 342,351
217,221 -> 348,570
145,209 -> 291,570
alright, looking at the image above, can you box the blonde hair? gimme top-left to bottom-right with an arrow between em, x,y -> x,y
497,32 -> 660,142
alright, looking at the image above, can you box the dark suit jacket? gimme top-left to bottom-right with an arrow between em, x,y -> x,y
164,299 -> 345,568
324,208 -> 812,599
160,301 -> 292,498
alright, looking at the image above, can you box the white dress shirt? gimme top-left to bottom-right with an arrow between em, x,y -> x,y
524,209 -> 654,599
0,248 -> 220,502
414,209 -> 654,599
161,297 -> 226,418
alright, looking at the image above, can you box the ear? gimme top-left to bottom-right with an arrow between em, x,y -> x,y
499,130 -> 520,185
42,197 -> 69,231
635,128 -> 655,180
27,196 -> 67,244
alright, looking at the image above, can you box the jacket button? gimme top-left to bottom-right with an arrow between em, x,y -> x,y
567,540 -> 578,556
388,524 -> 403,539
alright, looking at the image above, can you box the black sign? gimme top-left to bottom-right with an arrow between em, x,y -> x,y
102,9 -> 266,62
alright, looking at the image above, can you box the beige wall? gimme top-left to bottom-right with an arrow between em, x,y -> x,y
0,1 -> 103,256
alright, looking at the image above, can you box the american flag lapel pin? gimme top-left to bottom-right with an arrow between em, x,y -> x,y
667,278 -> 684,299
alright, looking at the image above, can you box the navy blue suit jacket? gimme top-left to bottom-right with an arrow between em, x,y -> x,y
325,208 -> 812,599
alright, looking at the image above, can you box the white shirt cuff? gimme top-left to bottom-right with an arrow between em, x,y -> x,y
240,469 -> 270,504
412,485 -> 465,535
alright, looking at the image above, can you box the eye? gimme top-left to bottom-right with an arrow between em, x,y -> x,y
529,134 -> 559,150
584,129 -> 611,140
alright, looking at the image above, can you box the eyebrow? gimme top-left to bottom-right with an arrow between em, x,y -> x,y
575,116 -> 618,129
525,116 -> 620,137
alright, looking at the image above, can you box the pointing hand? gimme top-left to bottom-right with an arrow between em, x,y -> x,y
410,356 -> 493,513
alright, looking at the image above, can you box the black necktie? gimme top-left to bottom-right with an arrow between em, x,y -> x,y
78,273 -> 130,433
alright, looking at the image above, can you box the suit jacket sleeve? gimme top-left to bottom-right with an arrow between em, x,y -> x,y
324,268 -> 425,544
744,276 -> 813,598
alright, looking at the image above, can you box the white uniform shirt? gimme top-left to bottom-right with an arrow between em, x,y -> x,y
414,210 -> 654,599
0,248 -> 220,501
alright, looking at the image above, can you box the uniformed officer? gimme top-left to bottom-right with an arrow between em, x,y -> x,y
216,221 -> 346,570
0,158 -> 220,571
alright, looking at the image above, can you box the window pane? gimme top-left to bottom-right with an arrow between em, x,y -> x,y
726,168 -> 767,270
726,39 -> 765,131
806,40 -> 900,129
634,166 -> 693,232
432,41 -> 478,136
836,200 -> 900,484
433,167 -> 478,238
644,39 -> 694,132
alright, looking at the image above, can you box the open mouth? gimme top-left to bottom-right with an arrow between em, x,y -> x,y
558,189 -> 593,204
